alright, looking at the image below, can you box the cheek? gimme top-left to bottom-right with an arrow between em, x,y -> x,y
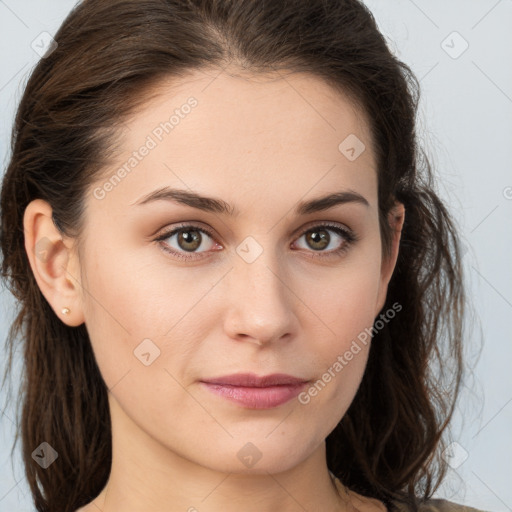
304,255 -> 382,371
80,240 -> 222,393
291,259 -> 381,413
301,254 -> 382,343
79,245 -> 161,387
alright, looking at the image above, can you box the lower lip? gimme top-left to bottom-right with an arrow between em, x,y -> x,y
200,382 -> 307,409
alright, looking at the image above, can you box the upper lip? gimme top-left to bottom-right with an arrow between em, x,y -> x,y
201,372 -> 309,387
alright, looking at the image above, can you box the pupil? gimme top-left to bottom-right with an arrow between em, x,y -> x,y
308,230 -> 329,250
179,230 -> 201,252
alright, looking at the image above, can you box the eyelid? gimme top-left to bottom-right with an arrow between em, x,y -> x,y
154,219 -> 353,240
154,222 -> 218,244
154,220 -> 358,260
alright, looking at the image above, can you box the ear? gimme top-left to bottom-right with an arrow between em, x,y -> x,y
23,199 -> 85,327
374,201 -> 405,316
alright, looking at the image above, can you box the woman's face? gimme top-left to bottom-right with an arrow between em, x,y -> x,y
70,69 -> 403,475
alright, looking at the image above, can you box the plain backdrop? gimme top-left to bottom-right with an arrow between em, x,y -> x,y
1,1 -> 511,511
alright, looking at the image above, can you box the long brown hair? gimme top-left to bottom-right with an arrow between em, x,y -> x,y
1,1 -> 468,510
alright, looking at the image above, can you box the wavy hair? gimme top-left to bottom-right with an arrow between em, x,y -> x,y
1,0 -> 467,510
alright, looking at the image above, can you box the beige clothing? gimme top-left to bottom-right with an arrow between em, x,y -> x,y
392,499 -> 489,512
332,476 -> 489,512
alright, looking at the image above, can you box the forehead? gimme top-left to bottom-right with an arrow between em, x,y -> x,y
90,67 -> 377,219
129,67 -> 374,155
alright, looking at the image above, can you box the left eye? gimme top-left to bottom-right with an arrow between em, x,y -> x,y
294,224 -> 355,253
154,223 -> 357,261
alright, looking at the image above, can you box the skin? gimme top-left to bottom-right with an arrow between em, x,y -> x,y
23,67 -> 404,512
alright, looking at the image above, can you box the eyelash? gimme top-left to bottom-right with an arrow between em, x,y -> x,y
154,222 -> 359,261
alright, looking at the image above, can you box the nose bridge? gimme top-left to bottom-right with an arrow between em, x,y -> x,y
223,236 -> 296,344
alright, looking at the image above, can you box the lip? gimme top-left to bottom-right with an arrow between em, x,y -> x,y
201,372 -> 308,387
200,372 -> 309,409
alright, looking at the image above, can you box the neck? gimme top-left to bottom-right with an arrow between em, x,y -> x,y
90,395 -> 354,512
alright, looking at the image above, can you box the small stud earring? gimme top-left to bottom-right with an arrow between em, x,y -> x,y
61,307 -> 71,315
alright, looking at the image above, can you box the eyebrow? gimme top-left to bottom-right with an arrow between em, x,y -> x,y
131,186 -> 370,215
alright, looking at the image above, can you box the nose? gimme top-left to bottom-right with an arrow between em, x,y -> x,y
222,251 -> 297,346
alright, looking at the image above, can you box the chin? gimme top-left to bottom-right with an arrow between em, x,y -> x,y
188,435 -> 318,476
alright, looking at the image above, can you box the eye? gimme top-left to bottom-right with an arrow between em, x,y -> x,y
154,222 -> 358,261
293,223 -> 357,258
154,224 -> 220,261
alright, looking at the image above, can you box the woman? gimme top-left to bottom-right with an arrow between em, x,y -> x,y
0,0 -> 486,511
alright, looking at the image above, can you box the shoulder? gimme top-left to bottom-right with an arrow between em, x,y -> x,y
391,498 -> 490,512
332,477 -> 488,512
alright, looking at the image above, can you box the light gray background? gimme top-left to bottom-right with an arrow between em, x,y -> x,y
1,1 -> 511,510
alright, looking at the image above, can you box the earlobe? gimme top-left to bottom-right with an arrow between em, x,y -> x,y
375,201 -> 405,316
23,199 -> 85,327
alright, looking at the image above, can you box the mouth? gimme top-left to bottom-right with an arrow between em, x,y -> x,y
199,372 -> 309,409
